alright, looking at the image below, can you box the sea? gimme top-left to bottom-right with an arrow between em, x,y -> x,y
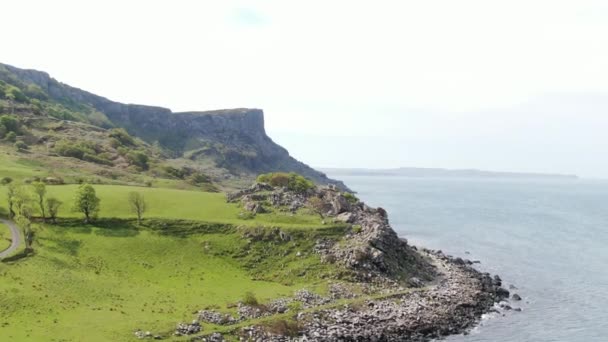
324,173 -> 608,342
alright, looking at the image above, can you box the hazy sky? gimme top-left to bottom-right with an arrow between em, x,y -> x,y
3,1 -> 608,178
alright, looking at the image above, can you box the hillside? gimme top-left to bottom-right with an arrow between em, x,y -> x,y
0,63 -> 511,341
0,62 -> 346,190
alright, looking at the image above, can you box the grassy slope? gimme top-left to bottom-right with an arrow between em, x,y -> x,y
0,184 -> 329,229
0,169 -> 347,341
0,222 -> 10,251
0,224 -> 310,341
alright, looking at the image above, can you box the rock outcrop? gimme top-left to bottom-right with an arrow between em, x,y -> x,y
217,183 -> 516,341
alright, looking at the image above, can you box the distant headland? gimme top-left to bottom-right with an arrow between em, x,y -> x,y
321,167 -> 579,180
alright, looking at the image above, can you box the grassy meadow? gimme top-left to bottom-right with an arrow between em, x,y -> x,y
0,183 -> 329,229
0,222 -> 332,341
0,222 -> 10,251
0,174 -> 348,341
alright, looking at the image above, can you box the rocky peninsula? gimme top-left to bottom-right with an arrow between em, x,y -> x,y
157,183 -> 521,341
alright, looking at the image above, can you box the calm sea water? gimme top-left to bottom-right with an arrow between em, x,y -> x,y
326,174 -> 608,342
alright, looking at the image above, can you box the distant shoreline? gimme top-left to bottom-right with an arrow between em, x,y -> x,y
320,167 -> 578,180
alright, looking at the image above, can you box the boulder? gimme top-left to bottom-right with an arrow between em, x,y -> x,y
512,293 -> 522,301
496,287 -> 510,299
336,212 -> 355,223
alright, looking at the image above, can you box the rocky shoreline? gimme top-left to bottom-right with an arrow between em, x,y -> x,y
139,183 -> 521,341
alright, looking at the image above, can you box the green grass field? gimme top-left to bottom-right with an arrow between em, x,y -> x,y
0,222 -> 11,251
0,147 -> 350,341
0,180 -> 348,341
0,222 -> 324,341
0,184 -> 330,229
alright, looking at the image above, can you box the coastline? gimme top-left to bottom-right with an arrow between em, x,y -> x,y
184,184 -> 517,341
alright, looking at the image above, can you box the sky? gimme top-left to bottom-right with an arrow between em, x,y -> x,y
3,0 -> 608,178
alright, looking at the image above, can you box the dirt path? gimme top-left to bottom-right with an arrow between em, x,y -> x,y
0,219 -> 21,259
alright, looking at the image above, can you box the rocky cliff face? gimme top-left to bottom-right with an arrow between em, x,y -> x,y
2,63 -> 347,189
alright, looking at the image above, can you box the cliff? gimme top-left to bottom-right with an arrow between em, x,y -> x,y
1,63 -> 347,189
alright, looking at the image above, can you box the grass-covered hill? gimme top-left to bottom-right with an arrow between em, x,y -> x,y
0,158 -> 437,341
0,62 -> 347,191
0,160 -> 352,341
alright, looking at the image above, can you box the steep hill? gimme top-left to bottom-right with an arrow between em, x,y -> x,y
0,63 -> 346,190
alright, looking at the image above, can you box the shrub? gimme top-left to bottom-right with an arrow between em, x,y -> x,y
256,172 -> 314,193
343,192 -> 359,204
23,84 -> 48,100
4,86 -> 27,103
0,114 -> 19,133
4,131 -> 17,142
187,172 -> 210,185
108,128 -> 135,146
126,151 -> 149,170
0,177 -> 13,185
242,291 -> 259,306
14,140 -> 28,151
54,140 -> 95,159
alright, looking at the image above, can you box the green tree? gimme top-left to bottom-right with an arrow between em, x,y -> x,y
128,192 -> 146,225
0,114 -> 19,132
307,197 -> 327,219
13,185 -> 32,218
126,151 -> 149,170
4,131 -> 16,142
32,181 -> 47,221
6,183 -> 16,219
15,215 -> 34,251
15,140 -> 28,151
45,197 -> 62,224
73,184 -> 100,223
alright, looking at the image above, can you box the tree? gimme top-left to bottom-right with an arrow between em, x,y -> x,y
4,131 -> 16,142
15,141 -> 28,151
15,215 -> 34,251
13,185 -> 32,218
126,151 -> 149,170
128,191 -> 146,225
73,184 -> 100,223
32,181 -> 47,221
307,197 -> 327,219
45,197 -> 62,224
7,183 -> 16,219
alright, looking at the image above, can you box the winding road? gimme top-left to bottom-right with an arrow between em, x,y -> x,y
0,218 -> 21,259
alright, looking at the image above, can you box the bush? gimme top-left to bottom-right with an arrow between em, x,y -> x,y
242,291 -> 259,306
0,177 -> 12,185
4,86 -> 27,103
0,114 -> 19,133
343,192 -> 359,204
108,128 -> 135,146
4,131 -> 16,142
187,172 -> 210,185
14,140 -> 28,151
126,151 -> 149,170
54,140 -> 95,159
256,172 -> 314,193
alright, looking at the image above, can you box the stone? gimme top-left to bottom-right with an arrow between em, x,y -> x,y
512,293 -> 522,301
496,287 -> 510,299
335,212 -> 355,223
